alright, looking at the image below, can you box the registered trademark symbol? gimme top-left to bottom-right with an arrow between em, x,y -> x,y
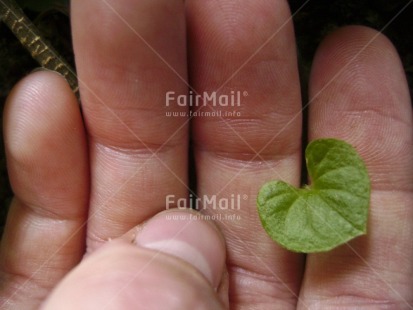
243,91 -> 248,97
243,194 -> 248,200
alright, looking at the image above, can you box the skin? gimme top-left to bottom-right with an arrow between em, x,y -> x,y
0,0 -> 412,309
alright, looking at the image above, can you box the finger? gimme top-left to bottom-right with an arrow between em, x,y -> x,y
0,71 -> 89,309
42,211 -> 226,310
187,0 -> 304,307
71,0 -> 188,251
299,26 -> 413,308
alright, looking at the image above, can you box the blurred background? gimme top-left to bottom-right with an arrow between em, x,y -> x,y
0,0 -> 412,233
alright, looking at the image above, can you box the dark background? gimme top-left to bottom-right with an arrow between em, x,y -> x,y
0,0 -> 412,233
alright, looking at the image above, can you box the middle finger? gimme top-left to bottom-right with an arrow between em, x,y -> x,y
187,0 -> 304,307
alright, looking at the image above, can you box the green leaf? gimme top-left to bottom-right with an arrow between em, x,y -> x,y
257,138 -> 370,253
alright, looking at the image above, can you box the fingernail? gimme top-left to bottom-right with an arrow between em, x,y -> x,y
135,210 -> 225,288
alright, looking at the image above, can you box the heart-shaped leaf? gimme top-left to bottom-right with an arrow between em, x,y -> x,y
257,138 -> 370,253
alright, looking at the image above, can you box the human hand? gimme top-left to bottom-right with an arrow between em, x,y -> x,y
1,1 -> 412,309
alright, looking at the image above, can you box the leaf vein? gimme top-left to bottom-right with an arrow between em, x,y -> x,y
317,194 -> 364,232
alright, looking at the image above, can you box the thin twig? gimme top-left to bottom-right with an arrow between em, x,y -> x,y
0,0 -> 79,95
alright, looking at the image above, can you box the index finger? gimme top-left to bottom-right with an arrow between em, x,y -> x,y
299,26 -> 413,308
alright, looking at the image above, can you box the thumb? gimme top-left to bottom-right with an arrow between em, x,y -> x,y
41,210 -> 227,310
